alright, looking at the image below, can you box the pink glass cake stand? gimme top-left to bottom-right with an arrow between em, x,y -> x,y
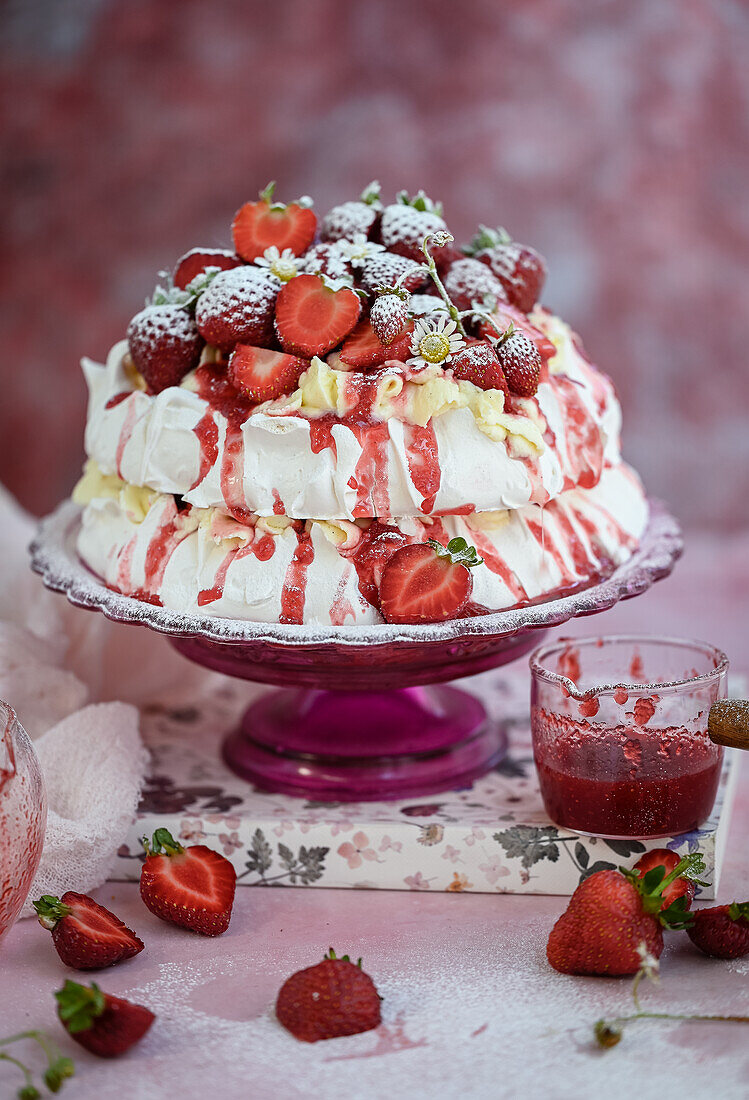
30,500 -> 682,801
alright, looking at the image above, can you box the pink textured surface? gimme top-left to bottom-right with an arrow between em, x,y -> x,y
2,1 -> 748,529
1,535 -> 749,1097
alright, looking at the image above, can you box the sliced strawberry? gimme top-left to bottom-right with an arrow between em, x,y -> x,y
634,849 -> 696,912
229,344 -> 308,403
127,304 -> 203,393
232,183 -> 316,262
34,892 -> 144,971
139,828 -> 236,936
450,341 -> 508,394
173,248 -> 242,290
275,274 -> 361,358
195,266 -> 278,351
379,538 -> 482,624
478,302 -> 556,361
338,318 -> 413,370
56,979 -> 155,1058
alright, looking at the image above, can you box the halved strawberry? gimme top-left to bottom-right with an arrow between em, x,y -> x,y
232,182 -> 316,262
275,274 -> 361,358
173,248 -> 242,290
634,849 -> 696,913
339,317 -> 414,370
139,828 -> 236,936
56,979 -> 155,1058
34,892 -> 144,971
478,303 -> 556,361
379,537 -> 483,624
450,341 -> 508,393
229,344 -> 308,403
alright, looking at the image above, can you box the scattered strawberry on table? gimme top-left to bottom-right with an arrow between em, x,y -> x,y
276,949 -> 382,1043
33,892 -> 144,971
379,536 -> 484,624
546,852 -> 706,976
55,980 -> 155,1059
687,901 -> 749,958
139,827 -> 236,936
633,848 -> 696,912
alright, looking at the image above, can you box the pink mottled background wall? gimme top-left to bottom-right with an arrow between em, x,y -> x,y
1,0 -> 747,529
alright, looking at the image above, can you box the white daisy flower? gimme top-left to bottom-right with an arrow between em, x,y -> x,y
334,234 -> 386,268
408,313 -> 464,368
254,246 -> 302,283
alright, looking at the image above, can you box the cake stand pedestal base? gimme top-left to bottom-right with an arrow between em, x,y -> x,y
222,685 -> 508,801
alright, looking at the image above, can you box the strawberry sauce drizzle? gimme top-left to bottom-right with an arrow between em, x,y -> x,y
105,392 -> 131,410
554,376 -> 604,490
115,400 -> 139,478
279,526 -> 314,625
404,422 -> 441,513
330,567 -> 356,625
307,415 -> 338,457
191,412 -> 219,490
194,364 -> 253,521
526,516 -> 574,587
469,527 -> 528,603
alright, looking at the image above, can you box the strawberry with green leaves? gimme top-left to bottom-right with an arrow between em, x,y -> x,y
379,537 -> 483,624
55,980 -> 154,1059
547,853 -> 707,976
140,827 -> 236,936
687,902 -> 749,959
33,892 -> 144,971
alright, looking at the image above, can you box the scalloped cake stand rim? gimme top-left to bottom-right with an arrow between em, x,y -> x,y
29,499 -> 683,651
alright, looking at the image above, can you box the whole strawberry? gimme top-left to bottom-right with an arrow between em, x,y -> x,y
687,902 -> 749,959
55,979 -> 155,1058
127,304 -> 203,393
370,287 -> 410,346
379,190 -> 447,263
320,180 -> 382,242
34,892 -> 144,971
465,224 -> 547,313
493,324 -> 543,398
450,341 -> 508,394
547,853 -> 705,976
195,266 -> 278,351
442,257 -> 507,311
140,827 -> 236,936
276,949 -> 381,1042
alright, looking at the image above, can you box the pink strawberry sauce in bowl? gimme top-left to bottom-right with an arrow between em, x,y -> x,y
529,635 -> 728,839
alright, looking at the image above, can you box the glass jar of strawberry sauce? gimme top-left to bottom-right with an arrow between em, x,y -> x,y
529,636 -> 728,839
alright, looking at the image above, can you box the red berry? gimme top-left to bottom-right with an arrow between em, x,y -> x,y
478,302 -> 556,361
34,892 -> 144,971
450,341 -> 508,394
369,292 -> 409,346
195,266 -> 278,351
232,191 -> 316,262
173,248 -> 242,290
55,980 -> 155,1058
379,202 -> 446,262
127,305 -> 203,393
303,242 -> 352,280
634,849 -> 696,912
338,318 -> 413,370
359,252 -> 427,295
275,274 -> 361,358
494,329 -> 542,398
442,257 -> 507,311
276,950 -> 381,1043
478,240 -> 546,313
687,903 -> 749,959
139,828 -> 236,936
320,201 -> 379,242
229,344 -> 308,403
379,539 -> 479,624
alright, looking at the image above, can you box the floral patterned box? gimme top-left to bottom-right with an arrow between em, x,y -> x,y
113,670 -> 741,896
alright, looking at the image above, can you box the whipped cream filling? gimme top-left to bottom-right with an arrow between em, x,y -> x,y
75,462 -> 648,626
81,311 -> 622,521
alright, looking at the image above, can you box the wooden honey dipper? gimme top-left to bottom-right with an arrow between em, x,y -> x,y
708,700 -> 749,750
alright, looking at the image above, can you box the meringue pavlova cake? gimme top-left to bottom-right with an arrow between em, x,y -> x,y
73,182 -> 647,626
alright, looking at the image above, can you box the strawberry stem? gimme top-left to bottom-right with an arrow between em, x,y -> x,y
142,827 -> 185,858
259,180 -> 277,205
595,1010 -> 749,1049
420,233 -> 467,337
0,1032 -> 74,1097
426,537 -> 483,568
